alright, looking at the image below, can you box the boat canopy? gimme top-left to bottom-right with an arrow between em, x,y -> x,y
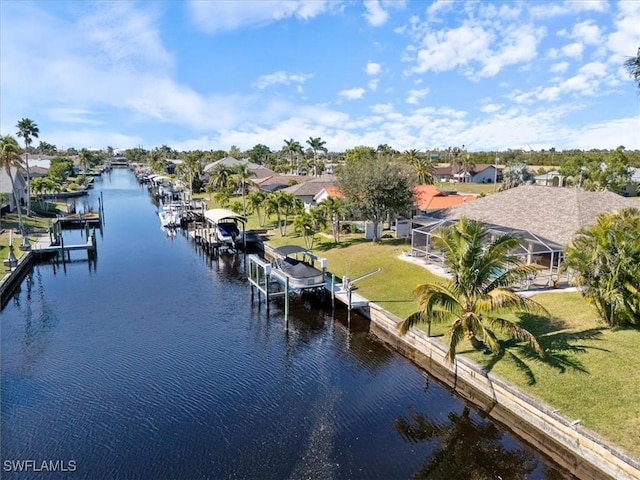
204,208 -> 247,225
273,245 -> 312,257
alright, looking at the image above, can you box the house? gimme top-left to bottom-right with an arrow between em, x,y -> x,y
412,185 -> 475,215
412,184 -> 639,287
280,175 -> 336,211
621,167 -> 640,197
313,186 -> 344,204
252,175 -> 302,193
203,157 -> 275,180
434,164 -> 502,183
0,167 -> 28,213
429,184 -> 638,247
534,170 -> 564,187
27,166 -> 49,180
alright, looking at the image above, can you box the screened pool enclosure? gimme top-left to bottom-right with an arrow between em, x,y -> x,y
410,218 -> 568,289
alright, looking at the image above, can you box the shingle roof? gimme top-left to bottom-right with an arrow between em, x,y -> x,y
281,175 -> 336,197
431,184 -> 639,246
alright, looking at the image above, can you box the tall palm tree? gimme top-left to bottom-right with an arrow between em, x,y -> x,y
16,118 -> 39,215
283,138 -> 302,174
0,135 -> 26,230
399,218 -> 546,362
306,137 -> 327,176
232,163 -> 256,214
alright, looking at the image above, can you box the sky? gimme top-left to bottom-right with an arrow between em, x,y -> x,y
1,0 -> 639,154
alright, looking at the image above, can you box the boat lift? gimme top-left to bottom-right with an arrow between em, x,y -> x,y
247,253 -> 327,328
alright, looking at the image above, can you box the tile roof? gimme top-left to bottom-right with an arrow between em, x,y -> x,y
413,184 -> 476,211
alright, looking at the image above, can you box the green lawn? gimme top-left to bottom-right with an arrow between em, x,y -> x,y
260,218 -> 640,458
4,195 -> 639,458
435,181 -> 501,195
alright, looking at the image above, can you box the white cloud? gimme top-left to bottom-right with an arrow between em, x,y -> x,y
405,88 -> 429,105
607,1 -> 640,60
365,62 -> 381,75
530,1 -> 609,19
481,104 -> 501,114
368,79 -> 380,91
570,20 -> 602,45
363,0 -> 389,26
408,24 -> 494,74
252,71 -> 313,89
186,0 -> 332,34
549,61 -> 569,73
338,88 -> 366,100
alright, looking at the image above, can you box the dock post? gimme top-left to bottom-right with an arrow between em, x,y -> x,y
331,273 -> 336,306
265,264 -> 270,313
284,276 -> 289,329
249,260 -> 254,301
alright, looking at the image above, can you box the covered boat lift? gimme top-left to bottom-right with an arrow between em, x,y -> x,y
203,208 -> 247,251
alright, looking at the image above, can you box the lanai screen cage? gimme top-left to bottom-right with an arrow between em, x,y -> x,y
410,218 -> 567,288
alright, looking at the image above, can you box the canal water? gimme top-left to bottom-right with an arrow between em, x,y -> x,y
1,169 -> 569,479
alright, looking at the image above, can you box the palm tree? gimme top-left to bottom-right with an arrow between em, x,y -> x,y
306,137 -> 327,176
0,135 -> 25,230
207,164 -> 235,192
283,138 -> 302,174
317,196 -> 344,243
246,191 -> 266,226
562,208 -> 640,327
399,218 -> 546,362
232,163 -> 256,214
16,118 -> 39,216
624,46 -> 640,91
293,210 -> 326,249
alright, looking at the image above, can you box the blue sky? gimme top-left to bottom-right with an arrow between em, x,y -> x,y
1,0 -> 639,154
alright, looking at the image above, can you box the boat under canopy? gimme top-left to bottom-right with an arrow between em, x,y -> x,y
271,245 -> 326,290
204,208 -> 247,247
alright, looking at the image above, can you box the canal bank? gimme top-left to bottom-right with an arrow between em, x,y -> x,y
0,170 -> 626,479
360,302 -> 640,480
250,241 -> 639,478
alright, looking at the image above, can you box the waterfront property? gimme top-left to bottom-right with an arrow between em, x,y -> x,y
3,169 -> 639,479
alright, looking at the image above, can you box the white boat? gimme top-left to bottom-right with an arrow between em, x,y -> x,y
271,245 -> 326,290
203,208 -> 246,249
159,205 -> 180,228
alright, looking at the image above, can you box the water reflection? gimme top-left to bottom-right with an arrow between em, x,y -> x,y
0,170 -> 574,479
396,405 -> 538,479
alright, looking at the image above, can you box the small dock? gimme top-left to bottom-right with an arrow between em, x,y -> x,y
30,231 -> 97,260
324,276 -> 370,309
55,212 -> 102,228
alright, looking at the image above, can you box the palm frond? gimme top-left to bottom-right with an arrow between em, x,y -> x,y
446,322 -> 466,362
484,316 -> 545,358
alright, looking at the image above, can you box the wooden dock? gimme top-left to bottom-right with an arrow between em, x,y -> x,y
30,233 -> 97,258
55,212 -> 101,227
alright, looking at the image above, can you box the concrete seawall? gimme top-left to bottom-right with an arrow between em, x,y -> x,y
362,302 -> 640,480
0,251 -> 34,308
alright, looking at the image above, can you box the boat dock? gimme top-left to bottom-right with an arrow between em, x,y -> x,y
247,253 -> 375,322
55,212 -> 102,228
30,231 -> 97,260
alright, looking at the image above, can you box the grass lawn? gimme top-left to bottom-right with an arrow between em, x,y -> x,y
435,181 -> 501,195
0,212 -> 54,261
259,214 -> 640,457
